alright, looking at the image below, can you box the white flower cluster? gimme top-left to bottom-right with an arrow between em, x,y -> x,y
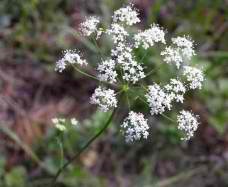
121,111 -> 149,142
112,4 -> 140,26
80,16 -> 100,36
161,36 -> 195,69
177,110 -> 199,140
134,24 -> 166,49
55,50 -> 87,72
52,118 -> 78,132
183,66 -> 204,89
90,87 -> 117,112
164,79 -> 186,103
146,84 -> 173,115
52,118 -> 66,131
110,43 -> 146,83
146,79 -> 186,115
97,59 -> 117,83
55,4 -> 204,142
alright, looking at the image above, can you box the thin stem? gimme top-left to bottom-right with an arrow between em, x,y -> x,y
51,108 -> 117,186
72,65 -> 99,81
161,113 -> 176,123
138,96 -> 148,105
141,85 -> 148,92
57,134 -> 64,168
145,64 -> 163,77
72,65 -> 119,88
139,50 -> 149,63
135,96 -> 176,123
126,92 -> 131,110
116,89 -> 124,95
92,37 -> 104,59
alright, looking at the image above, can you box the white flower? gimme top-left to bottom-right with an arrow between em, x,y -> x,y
112,4 -> 140,26
177,110 -> 199,140
63,50 -> 87,65
172,36 -> 193,48
107,23 -> 128,44
97,59 -> 117,83
146,84 -> 173,115
172,36 -> 195,61
134,24 -> 166,49
90,87 -> 117,112
71,118 -> 78,126
161,46 -> 183,69
161,36 -> 195,69
55,59 -> 67,73
111,42 -> 132,61
54,4 -> 204,143
80,16 -> 100,36
165,79 -> 186,103
122,60 -> 145,83
111,43 -> 145,83
55,50 -> 87,72
52,118 -> 67,131
121,111 -> 149,143
183,66 -> 204,89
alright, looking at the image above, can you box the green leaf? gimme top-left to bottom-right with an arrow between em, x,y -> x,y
5,167 -> 27,187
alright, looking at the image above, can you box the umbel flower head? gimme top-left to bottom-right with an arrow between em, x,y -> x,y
55,4 -> 204,142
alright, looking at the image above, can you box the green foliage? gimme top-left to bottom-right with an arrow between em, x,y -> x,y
4,167 -> 27,187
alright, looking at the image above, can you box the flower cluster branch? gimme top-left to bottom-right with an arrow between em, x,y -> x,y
55,4 -> 204,142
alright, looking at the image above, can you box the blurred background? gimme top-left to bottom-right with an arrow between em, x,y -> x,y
0,0 -> 228,186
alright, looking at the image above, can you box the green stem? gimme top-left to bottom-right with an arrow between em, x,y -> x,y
145,64 -> 163,77
126,92 -> 131,110
92,37 -> 104,59
139,49 -> 149,63
57,134 -> 64,168
136,96 -> 176,123
51,108 -> 117,186
72,65 -> 119,88
72,65 -> 99,81
161,113 -> 176,123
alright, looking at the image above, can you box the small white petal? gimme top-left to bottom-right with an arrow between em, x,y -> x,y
121,111 -> 149,143
177,110 -> 199,140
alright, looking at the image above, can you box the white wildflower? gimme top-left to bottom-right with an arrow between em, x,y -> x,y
172,36 -> 193,48
97,59 -> 117,83
161,36 -> 195,69
80,16 -> 100,36
52,118 -> 67,132
172,36 -> 195,60
112,4 -> 140,26
71,118 -> 78,126
134,24 -> 166,49
177,110 -> 199,140
111,42 -> 131,61
55,50 -> 87,72
183,66 -> 204,89
55,59 -> 66,73
165,79 -> 186,103
161,47 -> 183,69
107,23 -> 128,44
54,4 -> 204,143
63,50 -> 87,65
90,87 -> 117,112
122,60 -> 145,83
121,111 -> 149,143
146,84 -> 173,115
111,43 -> 145,83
